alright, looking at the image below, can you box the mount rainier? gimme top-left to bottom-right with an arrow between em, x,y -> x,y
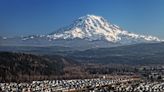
0,15 -> 162,49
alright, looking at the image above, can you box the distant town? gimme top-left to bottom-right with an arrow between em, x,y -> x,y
1,74 -> 164,92
1,64 -> 164,92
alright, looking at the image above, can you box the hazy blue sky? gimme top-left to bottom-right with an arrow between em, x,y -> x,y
0,0 -> 164,38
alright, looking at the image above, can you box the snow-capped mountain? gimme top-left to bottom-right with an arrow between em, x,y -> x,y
0,15 -> 162,49
47,14 -> 161,43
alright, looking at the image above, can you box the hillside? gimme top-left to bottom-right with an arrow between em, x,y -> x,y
69,42 -> 164,65
0,52 -> 86,82
1,42 -> 164,66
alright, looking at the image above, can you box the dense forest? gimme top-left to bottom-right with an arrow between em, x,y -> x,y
0,52 -> 138,82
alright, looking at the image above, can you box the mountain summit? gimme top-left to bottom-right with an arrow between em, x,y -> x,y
1,15 -> 162,49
